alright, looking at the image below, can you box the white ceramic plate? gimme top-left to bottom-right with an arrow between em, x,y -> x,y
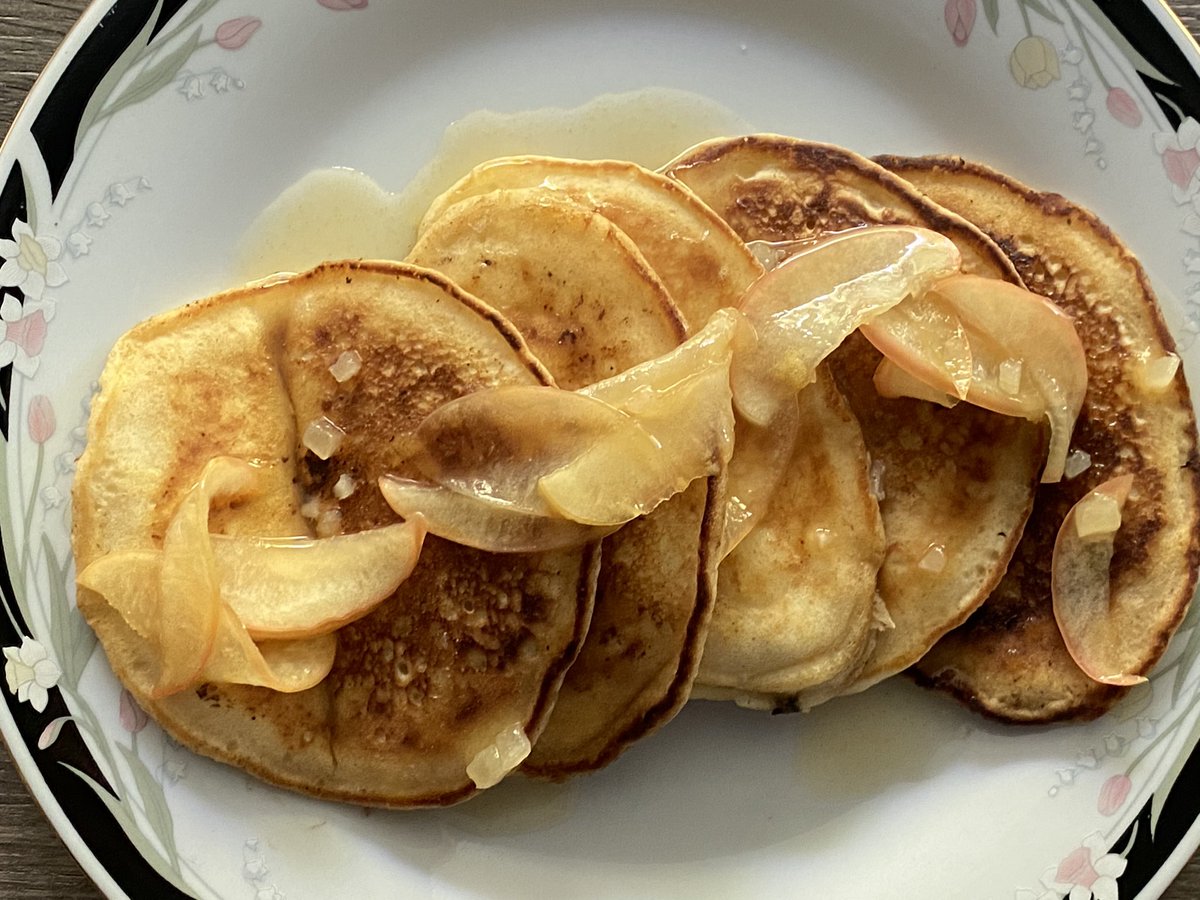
4,1 -> 1200,897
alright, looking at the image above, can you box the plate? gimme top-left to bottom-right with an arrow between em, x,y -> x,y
2,1 -> 1200,897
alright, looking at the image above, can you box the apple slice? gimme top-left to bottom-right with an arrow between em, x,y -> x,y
211,520 -> 426,640
541,310 -> 739,524
153,456 -> 259,696
1052,474 -> 1145,686
872,357 -> 959,408
415,386 -> 659,518
200,607 -> 337,693
889,275 -> 1088,483
732,226 -> 961,426
379,476 -> 615,551
414,311 -> 738,527
860,291 -> 973,400
721,396 -> 801,557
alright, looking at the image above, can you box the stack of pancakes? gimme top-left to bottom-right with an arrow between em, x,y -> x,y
72,136 -> 1200,808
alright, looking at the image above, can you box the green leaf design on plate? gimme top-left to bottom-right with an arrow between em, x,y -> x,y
74,0 -> 164,153
1171,623 -> 1200,707
99,25 -> 203,126
983,0 -> 1000,35
60,762 -> 193,896
116,741 -> 179,868
42,533 -> 95,690
1149,707 -> 1200,837
1021,0 -> 1062,25
1073,0 -> 1174,86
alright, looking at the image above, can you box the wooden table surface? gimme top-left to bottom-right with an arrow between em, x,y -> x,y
3,1 -> 1200,897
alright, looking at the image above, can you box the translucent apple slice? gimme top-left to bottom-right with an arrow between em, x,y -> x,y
721,396 -> 801,557
211,520 -> 427,640
414,312 -> 738,527
153,456 -> 260,696
910,275 -> 1087,483
732,226 -> 961,425
872,358 -> 960,408
76,550 -> 161,642
859,291 -> 973,400
378,476 -> 615,551
415,385 -> 659,518
201,607 -> 337,693
1052,474 -> 1146,686
540,310 -> 739,524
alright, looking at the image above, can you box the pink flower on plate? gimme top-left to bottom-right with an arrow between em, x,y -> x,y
0,293 -> 55,377
944,0 -> 976,47
27,395 -> 55,444
1097,773 -> 1132,816
1154,117 -> 1200,202
215,16 -> 262,50
119,688 -> 149,733
1105,87 -> 1142,128
318,0 -> 368,9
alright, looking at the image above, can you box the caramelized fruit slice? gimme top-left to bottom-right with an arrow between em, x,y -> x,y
872,358 -> 959,408
733,226 -> 961,425
1052,474 -> 1145,686
543,310 -> 739,524
860,291 -> 972,399
153,456 -> 259,696
721,396 -> 801,556
880,274 -> 1087,482
415,313 -> 738,527
414,386 -> 658,518
379,476 -> 614,551
211,520 -> 427,639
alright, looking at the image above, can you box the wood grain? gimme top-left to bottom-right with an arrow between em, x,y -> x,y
2,1 -> 1200,898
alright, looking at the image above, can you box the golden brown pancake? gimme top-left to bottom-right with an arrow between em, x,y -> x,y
690,369 -> 887,711
665,135 -> 1045,697
408,187 -> 685,389
73,261 -> 598,806
418,155 -> 763,332
877,155 -> 1200,721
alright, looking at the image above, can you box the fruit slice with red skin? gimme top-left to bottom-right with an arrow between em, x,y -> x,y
1052,474 -> 1145,686
929,275 -> 1086,482
860,291 -> 973,400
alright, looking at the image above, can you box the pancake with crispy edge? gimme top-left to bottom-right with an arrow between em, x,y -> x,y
877,154 -> 1200,721
410,186 -> 723,775
72,261 -> 599,806
665,135 -> 1045,701
416,155 -> 763,333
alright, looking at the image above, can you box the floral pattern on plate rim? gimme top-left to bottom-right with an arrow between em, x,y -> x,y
0,1 -> 1196,898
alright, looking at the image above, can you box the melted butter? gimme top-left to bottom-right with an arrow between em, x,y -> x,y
236,87 -> 753,281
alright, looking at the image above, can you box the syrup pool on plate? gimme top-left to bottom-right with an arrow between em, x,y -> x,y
235,87 -> 754,280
